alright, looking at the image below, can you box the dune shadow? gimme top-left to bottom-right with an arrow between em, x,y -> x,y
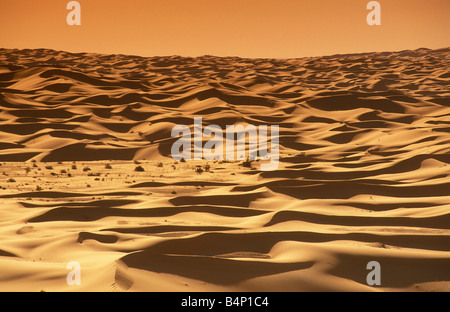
121,251 -> 314,285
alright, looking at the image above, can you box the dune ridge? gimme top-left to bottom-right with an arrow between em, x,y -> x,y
0,47 -> 449,292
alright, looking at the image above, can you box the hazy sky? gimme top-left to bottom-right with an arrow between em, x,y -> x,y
0,0 -> 449,58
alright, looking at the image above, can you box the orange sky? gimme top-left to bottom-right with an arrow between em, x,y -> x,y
0,0 -> 449,58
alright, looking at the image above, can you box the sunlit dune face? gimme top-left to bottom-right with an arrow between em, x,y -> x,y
0,40 -> 450,291
0,0 -> 449,57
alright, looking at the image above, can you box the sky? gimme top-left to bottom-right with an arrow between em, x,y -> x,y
0,0 -> 449,58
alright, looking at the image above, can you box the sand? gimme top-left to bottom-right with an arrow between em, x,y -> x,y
0,47 -> 449,292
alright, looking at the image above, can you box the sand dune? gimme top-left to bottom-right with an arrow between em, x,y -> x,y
0,47 -> 449,292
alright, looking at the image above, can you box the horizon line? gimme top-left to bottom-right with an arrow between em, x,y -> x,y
2,46 -> 449,61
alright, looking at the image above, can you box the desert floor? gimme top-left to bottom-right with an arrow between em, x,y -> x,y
0,48 -> 449,292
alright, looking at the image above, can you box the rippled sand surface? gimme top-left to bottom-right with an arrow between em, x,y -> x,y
0,48 -> 449,291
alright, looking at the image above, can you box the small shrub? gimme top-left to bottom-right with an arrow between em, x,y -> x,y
195,166 -> 203,175
135,166 -> 145,172
242,157 -> 252,168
